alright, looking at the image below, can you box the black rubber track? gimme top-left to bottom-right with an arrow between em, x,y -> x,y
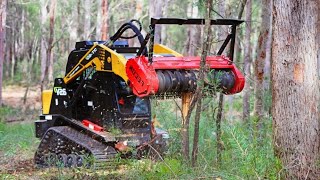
34,126 -> 117,169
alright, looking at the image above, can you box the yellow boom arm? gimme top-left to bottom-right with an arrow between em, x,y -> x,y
63,43 -> 181,85
63,44 -> 128,84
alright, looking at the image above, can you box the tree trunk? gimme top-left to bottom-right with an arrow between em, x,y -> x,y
181,92 -> 192,160
216,0 -> 227,167
191,0 -> 212,167
186,0 -> 200,56
0,0 -> 7,106
96,0 -> 102,40
253,0 -> 272,123
226,1 -> 246,120
149,0 -> 163,44
46,0 -> 56,84
186,25 -> 201,56
69,1 -> 78,50
318,4 -> 320,79
77,0 -> 82,38
3,2 -> 8,79
181,0 -> 201,162
263,0 -> 273,100
40,0 -> 47,88
216,93 -> 223,166
101,0 -> 108,40
242,0 -> 251,122
160,0 -> 169,44
216,0 -> 226,48
11,23 -> 15,79
272,0 -> 320,179
83,0 -> 91,39
134,0 -> 143,20
237,0 -> 247,19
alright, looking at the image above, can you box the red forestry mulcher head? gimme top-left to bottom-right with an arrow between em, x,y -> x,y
125,18 -> 245,98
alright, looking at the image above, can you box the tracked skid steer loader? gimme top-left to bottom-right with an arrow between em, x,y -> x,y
34,18 -> 244,168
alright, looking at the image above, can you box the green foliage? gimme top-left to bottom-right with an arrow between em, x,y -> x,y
150,99 -> 281,179
0,106 -> 38,160
218,121 -> 281,179
151,99 -> 182,156
109,126 -> 123,136
0,121 -> 37,157
0,106 -> 20,122
114,158 -> 189,179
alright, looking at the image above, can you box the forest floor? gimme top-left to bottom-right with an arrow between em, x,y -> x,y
0,86 -> 41,178
0,86 -> 181,179
0,86 -> 125,179
0,86 -> 279,179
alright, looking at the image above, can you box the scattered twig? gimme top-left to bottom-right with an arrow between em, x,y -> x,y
172,99 -> 182,114
230,128 -> 246,155
147,144 -> 178,179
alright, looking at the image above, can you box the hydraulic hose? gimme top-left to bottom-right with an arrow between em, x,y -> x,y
104,19 -> 146,55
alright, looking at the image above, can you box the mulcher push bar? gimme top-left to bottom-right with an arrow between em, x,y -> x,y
137,18 -> 244,63
150,18 -> 243,25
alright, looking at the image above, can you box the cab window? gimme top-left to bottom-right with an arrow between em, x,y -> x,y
115,79 -> 150,115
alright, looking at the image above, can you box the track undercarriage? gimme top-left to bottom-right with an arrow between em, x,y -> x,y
35,126 -> 117,168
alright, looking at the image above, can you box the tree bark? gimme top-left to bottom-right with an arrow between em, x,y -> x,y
46,0 -> 56,84
225,0 -> 246,120
180,0 -> 201,162
77,0 -> 82,38
191,0 -> 212,167
216,93 -> 223,166
237,0 -> 247,19
0,0 -> 7,106
83,0 -> 91,39
3,1 -> 8,79
253,0 -> 272,123
186,0 -> 200,56
149,0 -> 164,44
216,0 -> 227,167
96,0 -> 102,40
160,0 -> 169,44
263,0 -> 273,94
69,1 -> 79,50
186,25 -> 201,56
318,3 -> 320,79
216,0 -> 227,48
10,15 -> 15,79
181,93 -> 192,160
101,0 -> 108,40
40,0 -> 48,88
242,0 -> 251,122
272,0 -> 320,178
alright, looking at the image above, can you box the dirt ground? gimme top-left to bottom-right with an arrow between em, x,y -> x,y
2,85 -> 42,110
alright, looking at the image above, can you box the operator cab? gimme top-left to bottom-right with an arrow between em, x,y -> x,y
115,80 -> 149,115
76,72 -> 151,133
64,40 -> 152,133
52,39 -> 171,137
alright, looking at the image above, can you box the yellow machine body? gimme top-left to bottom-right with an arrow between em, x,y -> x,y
42,90 -> 53,114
